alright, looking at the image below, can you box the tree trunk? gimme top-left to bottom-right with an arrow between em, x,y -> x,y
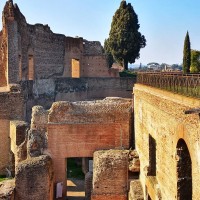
123,60 -> 128,70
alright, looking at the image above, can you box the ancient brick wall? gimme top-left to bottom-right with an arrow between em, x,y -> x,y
30,98 -> 132,198
0,119 -> 10,175
6,20 -> 19,84
2,1 -> 65,81
0,31 -> 6,86
10,121 -> 28,168
82,55 -> 115,77
1,1 -> 20,85
134,84 -> 200,200
0,23 -> 7,86
0,88 -> 25,175
1,1 -> 116,83
21,77 -> 136,121
0,89 -> 24,120
28,25 -> 65,79
64,37 -> 83,77
83,40 -> 103,55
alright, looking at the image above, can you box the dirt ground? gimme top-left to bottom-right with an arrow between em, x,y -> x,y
66,178 -> 85,200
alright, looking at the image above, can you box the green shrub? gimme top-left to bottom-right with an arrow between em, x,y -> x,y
67,158 -> 84,179
119,70 -> 137,77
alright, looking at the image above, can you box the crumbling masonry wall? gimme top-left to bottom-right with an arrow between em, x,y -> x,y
21,77 -> 136,121
0,87 -> 24,175
10,121 -> 29,168
30,98 -> 132,198
134,84 -> 200,200
0,1 -> 117,86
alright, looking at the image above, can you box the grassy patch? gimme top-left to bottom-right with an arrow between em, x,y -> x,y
0,175 -> 7,182
67,158 -> 84,179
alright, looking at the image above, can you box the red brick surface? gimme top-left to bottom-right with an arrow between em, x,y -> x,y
48,122 -> 130,197
91,194 -> 127,200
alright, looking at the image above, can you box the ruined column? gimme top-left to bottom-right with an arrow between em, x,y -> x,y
92,150 -> 129,200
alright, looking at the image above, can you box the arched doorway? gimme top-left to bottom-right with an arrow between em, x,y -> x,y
176,139 -> 192,200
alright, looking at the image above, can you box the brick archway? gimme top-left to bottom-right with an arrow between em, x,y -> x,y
176,139 -> 192,200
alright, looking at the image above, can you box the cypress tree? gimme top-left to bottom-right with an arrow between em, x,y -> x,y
106,0 -> 146,70
104,39 -> 114,68
183,31 -> 191,73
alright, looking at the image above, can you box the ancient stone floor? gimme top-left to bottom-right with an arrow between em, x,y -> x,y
66,178 -> 85,200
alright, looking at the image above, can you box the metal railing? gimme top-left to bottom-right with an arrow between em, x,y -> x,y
137,72 -> 200,99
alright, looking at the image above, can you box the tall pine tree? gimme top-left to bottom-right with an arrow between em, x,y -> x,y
183,31 -> 191,74
106,0 -> 146,70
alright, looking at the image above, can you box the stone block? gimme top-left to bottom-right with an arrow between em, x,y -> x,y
15,155 -> 53,200
27,129 -> 47,157
92,150 -> 128,199
128,180 -> 144,200
0,179 -> 15,200
129,150 -> 140,173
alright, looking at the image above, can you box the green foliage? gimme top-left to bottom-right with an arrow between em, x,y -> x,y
67,158 -> 84,179
190,50 -> 200,73
0,175 -> 7,182
106,1 -> 146,70
104,39 -> 114,68
119,70 -> 137,77
183,31 -> 191,73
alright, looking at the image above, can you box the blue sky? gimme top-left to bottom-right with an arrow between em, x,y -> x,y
0,0 -> 200,65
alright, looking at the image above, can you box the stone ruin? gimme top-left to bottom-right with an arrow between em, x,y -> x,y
0,97 -> 141,200
0,1 -> 197,199
0,1 -> 141,200
0,0 -> 136,182
4,0 -> 198,199
0,0 -> 119,87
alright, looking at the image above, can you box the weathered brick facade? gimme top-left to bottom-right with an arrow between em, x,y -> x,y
0,87 -> 24,175
0,0 -> 136,180
0,0 -> 118,87
3,1 -> 200,200
134,84 -> 200,200
29,98 -> 132,198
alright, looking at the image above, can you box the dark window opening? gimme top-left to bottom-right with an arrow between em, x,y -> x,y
177,139 -> 192,200
148,134 -> 156,176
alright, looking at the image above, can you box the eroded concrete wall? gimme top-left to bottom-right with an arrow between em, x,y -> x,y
134,84 -> 200,200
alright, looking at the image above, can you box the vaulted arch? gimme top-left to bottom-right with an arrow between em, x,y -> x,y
176,139 -> 192,200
